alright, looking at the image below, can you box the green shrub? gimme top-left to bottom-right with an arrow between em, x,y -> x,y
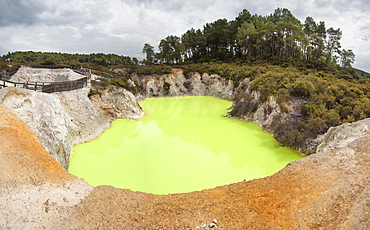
289,80 -> 316,98
323,109 -> 341,127
163,81 -> 171,94
40,59 -> 57,65
88,89 -> 101,97
305,117 -> 328,136
110,78 -> 127,88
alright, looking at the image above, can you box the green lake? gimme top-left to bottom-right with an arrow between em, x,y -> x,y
69,96 -> 302,194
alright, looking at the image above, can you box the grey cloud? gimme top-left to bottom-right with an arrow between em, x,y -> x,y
0,0 -> 45,26
0,43 -> 7,55
0,0 -> 111,28
161,0 -> 186,11
125,0 -> 154,8
128,0 -> 154,3
312,0 -> 370,13
354,53 -> 370,73
124,0 -> 187,12
126,0 -> 216,13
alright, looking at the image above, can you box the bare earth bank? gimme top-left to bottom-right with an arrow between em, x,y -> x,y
0,104 -> 369,229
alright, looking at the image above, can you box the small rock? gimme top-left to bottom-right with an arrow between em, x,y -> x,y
209,222 -> 217,228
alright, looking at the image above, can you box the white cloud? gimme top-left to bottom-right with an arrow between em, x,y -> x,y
0,0 -> 369,72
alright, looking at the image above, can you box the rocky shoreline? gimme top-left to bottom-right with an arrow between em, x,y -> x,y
0,66 -> 369,229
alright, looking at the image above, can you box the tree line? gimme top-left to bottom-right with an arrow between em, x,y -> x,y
1,51 -> 138,67
142,8 -> 355,68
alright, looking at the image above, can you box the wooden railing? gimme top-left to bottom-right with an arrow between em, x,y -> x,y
41,77 -> 88,93
0,77 -> 88,93
72,69 -> 92,77
0,78 -> 26,88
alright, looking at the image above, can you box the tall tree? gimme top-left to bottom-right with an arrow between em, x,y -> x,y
273,8 -> 303,60
314,21 -> 327,59
157,35 -> 184,64
303,16 -> 317,60
304,16 -> 317,38
230,9 -> 253,57
142,43 -> 155,65
340,49 -> 355,68
203,19 -> 231,60
181,28 -> 207,62
326,27 -> 342,64
237,21 -> 256,59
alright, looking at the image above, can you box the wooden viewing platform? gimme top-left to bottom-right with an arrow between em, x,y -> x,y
0,77 -> 89,93
0,66 -> 120,93
0,74 -> 89,94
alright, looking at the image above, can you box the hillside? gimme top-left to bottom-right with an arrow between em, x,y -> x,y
111,61 -> 370,153
355,68 -> 370,77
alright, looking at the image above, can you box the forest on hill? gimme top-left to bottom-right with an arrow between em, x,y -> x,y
1,52 -> 137,67
142,8 -> 355,69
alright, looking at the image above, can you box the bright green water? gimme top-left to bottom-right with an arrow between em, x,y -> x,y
69,96 -> 302,194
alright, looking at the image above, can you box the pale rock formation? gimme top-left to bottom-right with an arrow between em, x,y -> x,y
317,118 -> 370,152
0,67 -> 144,169
187,72 -> 234,100
10,66 -> 82,82
0,87 -> 72,168
130,69 -> 234,100
90,84 -> 144,120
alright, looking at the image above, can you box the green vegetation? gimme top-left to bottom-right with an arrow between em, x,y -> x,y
1,51 -> 137,68
0,63 -> 21,79
227,61 -> 370,151
87,89 -> 101,97
127,64 -> 172,75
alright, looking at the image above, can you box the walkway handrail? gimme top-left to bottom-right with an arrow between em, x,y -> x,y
0,77 -> 89,93
98,71 -> 114,79
41,77 -> 88,93
72,68 -> 92,77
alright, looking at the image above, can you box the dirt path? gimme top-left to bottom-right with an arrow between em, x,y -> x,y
0,105 -> 369,229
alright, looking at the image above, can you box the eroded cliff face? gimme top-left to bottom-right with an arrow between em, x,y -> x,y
229,78 -> 320,154
0,87 -> 73,168
0,105 -> 94,228
129,69 -> 234,100
0,67 -> 144,169
90,84 -> 144,119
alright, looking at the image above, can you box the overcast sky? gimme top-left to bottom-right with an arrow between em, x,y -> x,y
0,0 -> 369,72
